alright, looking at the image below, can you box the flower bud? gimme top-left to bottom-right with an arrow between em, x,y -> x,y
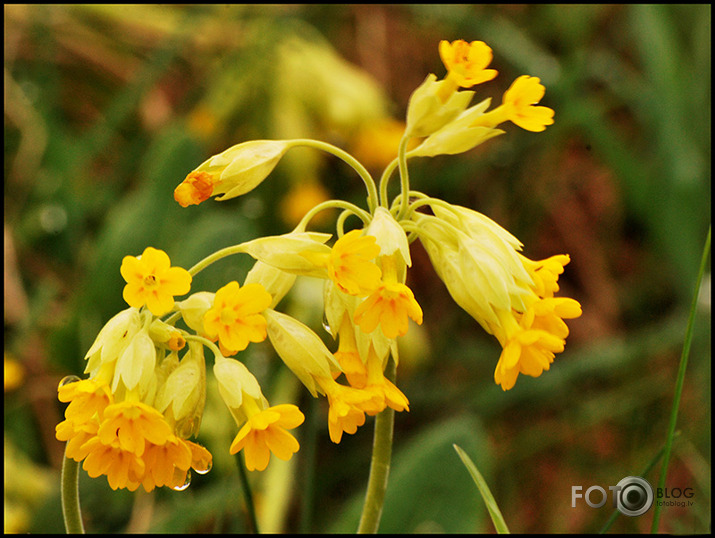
155,342 -> 206,436
213,357 -> 263,411
365,207 -> 411,268
244,260 -> 297,308
405,74 -> 474,138
240,231 -> 332,277
264,309 -> 340,396
174,140 -> 292,206
409,98 -> 504,157
177,292 -> 215,334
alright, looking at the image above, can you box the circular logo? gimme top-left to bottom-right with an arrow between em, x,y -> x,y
615,476 -> 653,517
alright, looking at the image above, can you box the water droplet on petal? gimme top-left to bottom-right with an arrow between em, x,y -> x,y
322,313 -> 332,335
172,470 -> 191,491
194,460 -> 212,475
58,375 -> 81,390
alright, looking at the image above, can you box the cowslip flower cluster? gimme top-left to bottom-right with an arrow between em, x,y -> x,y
57,39 -> 581,491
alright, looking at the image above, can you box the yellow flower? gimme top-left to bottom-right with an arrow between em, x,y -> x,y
362,347 -> 409,415
120,247 -> 192,316
58,377 -> 112,425
439,39 -> 499,89
316,375 -> 376,444
327,229 -> 382,296
56,378 -> 213,492
80,436 -> 146,491
97,400 -> 174,456
203,281 -> 272,356
229,404 -> 305,471
502,75 -> 554,132
492,297 -> 582,390
139,435 -> 193,490
353,281 -> 423,339
414,203 -> 580,390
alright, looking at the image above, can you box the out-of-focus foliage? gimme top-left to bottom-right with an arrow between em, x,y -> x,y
4,4 -> 710,533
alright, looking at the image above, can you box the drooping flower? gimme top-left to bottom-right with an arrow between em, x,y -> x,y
315,375 -> 377,444
491,297 -> 582,390
57,378 -> 213,492
326,229 -> 382,296
415,202 -> 580,390
120,247 -> 192,316
353,281 -> 423,339
203,281 -> 272,356
229,404 -> 305,471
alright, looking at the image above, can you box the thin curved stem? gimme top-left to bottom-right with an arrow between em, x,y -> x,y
288,139 -> 379,213
187,244 -> 248,277
60,448 -> 85,534
395,137 -> 412,222
378,157 -> 400,209
357,355 -> 396,534
297,199 -> 373,233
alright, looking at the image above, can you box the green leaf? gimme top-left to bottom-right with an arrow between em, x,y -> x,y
453,443 -> 510,534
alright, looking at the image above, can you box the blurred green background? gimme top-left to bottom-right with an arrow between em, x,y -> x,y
4,4 -> 710,534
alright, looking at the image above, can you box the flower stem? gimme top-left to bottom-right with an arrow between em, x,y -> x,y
236,454 -> 260,533
357,355 -> 396,534
60,448 -> 85,534
288,139 -> 379,213
395,137 -> 412,221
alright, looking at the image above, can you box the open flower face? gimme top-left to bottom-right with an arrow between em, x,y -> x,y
229,404 -> 304,471
203,281 -> 272,356
120,247 -> 192,316
439,39 -> 498,88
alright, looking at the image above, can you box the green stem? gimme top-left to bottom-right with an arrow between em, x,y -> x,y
395,137 -> 412,221
60,448 -> 85,534
357,355 -> 396,534
236,454 -> 260,534
378,157 -> 400,208
288,139 -> 379,213
187,244 -> 248,277
296,199 -> 373,233
650,225 -> 710,533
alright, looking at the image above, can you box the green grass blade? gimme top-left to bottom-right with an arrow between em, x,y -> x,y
650,225 -> 711,533
453,444 -> 510,534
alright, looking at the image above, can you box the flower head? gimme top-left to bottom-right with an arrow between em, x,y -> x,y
203,281 -> 272,356
502,75 -> 555,132
439,39 -> 498,89
120,247 -> 192,316
229,404 -> 305,471
492,297 -> 582,390
56,378 -> 213,492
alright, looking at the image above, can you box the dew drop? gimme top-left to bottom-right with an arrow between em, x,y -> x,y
322,313 -> 332,335
58,375 -> 80,390
172,470 -> 191,491
194,460 -> 212,475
